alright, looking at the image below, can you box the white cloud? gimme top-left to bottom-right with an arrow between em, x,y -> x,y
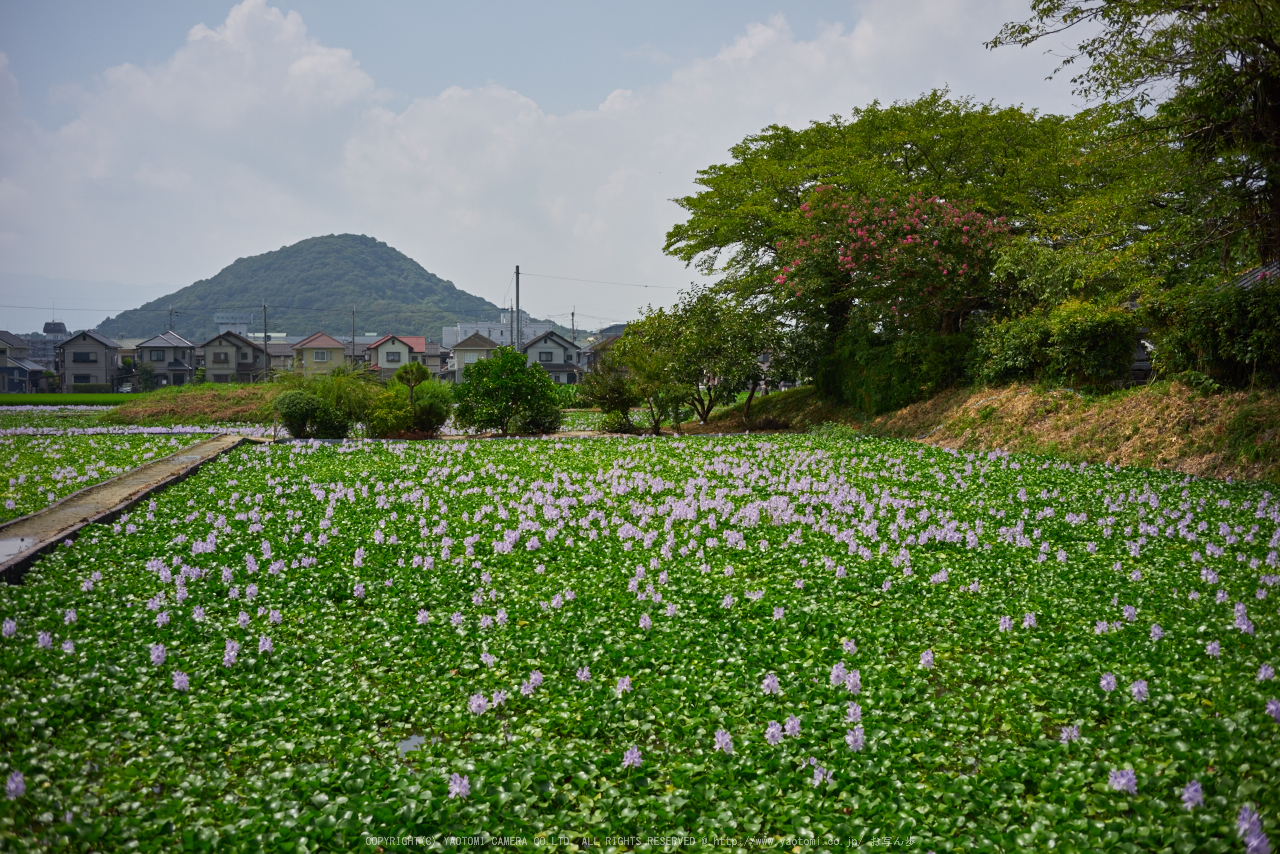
0,0 -> 1078,331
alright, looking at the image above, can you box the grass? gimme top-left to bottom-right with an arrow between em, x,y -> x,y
0,394 -> 143,406
100,383 -> 282,425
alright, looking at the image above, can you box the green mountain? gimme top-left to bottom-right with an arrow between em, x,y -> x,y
96,234 -> 510,344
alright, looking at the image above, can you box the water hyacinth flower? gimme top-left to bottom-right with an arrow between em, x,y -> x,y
238,611 -> 250,629
784,714 -> 801,737
622,746 -> 642,769
1238,805 -> 1271,854
520,681 -> 534,696
882,579 -> 893,592
761,673 -> 780,695
62,640 -> 75,653
846,726 -> 865,752
1060,725 -> 1080,744
37,631 -> 52,649
481,652 -> 496,667
830,662 -> 848,686
258,636 -> 273,654
772,607 -> 785,620
713,729 -> 734,754
468,693 -> 489,715
998,616 -> 1013,632
193,606 -> 206,622
721,594 -> 735,609
416,609 -> 430,625
2,619 -> 15,638
1267,698 -> 1280,723
765,720 -> 783,745
1182,780 -> 1203,810
151,644 -> 166,666
1150,624 -> 1164,641
846,702 -> 862,723
1095,620 -> 1109,635
269,610 -> 281,625
1101,673 -> 1117,692
843,639 -> 857,655
353,583 -> 365,599
639,614 -> 652,630
1260,664 -> 1276,682
1022,613 -> 1036,629
1131,680 -> 1149,701
6,771 -> 25,800
616,676 -> 632,695
492,690 -> 506,707
665,603 -> 677,617
845,670 -> 862,694
1207,640 -> 1222,658
172,671 -> 189,691
920,649 -> 934,669
1109,768 -> 1138,794
576,666 -> 591,682
64,609 -> 76,624
223,639 -> 239,667
450,612 -> 464,627
448,773 -> 470,799
529,670 -> 543,688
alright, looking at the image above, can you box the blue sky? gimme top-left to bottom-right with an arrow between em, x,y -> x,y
0,0 -> 1081,334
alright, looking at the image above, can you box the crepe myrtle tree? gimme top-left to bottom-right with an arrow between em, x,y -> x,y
453,346 -> 562,436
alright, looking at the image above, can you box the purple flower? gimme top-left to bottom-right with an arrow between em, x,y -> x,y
1060,725 -> 1080,744
1131,679 -> 1149,701
450,612 -> 464,627
998,616 -> 1012,632
258,635 -> 273,654
1108,768 -> 1137,794
765,720 -> 783,745
530,670 -> 543,688
1207,640 -> 1221,658
480,652 -> 496,668
713,729 -> 733,754
616,675 -> 632,695
622,747 -> 642,769
151,643 -> 166,666
1095,620 -> 1109,635
845,670 -> 862,695
1267,698 -> 1280,723
846,702 -> 862,723
2,618 -> 14,638
1260,664 -> 1276,682
448,773 -> 470,799
237,611 -> 250,629
882,579 -> 893,591
721,594 -> 735,609
37,631 -> 52,649
245,584 -> 258,601
155,610 -> 170,628
492,690 -> 506,707
172,670 -> 189,691
1022,613 -> 1036,629
843,639 -> 857,655
1182,780 -> 1203,810
761,673 -> 780,695
353,583 -> 365,599
6,771 -> 25,800
968,580 -> 980,593
1150,624 -> 1164,641
64,609 -> 76,624
468,693 -> 489,715
193,606 -> 206,622
784,714 -> 801,737
794,578 -> 804,589
772,607 -> 785,620
665,603 -> 677,617
920,649 -> 934,669
223,639 -> 239,667
416,609 -> 430,625
61,640 -> 74,653
520,681 -> 534,696
576,666 -> 591,682
1238,805 -> 1271,854
639,613 -> 652,630
846,726 -> 865,752
830,662 -> 848,686
1101,673 -> 1117,692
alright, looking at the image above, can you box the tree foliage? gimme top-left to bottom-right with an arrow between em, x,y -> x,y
453,347 -> 562,436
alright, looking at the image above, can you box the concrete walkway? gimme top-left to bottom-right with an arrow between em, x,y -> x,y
0,434 -> 254,583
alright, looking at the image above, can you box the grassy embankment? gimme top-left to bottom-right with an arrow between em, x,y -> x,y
705,381 -> 1280,483
97,383 -> 280,425
0,393 -> 147,406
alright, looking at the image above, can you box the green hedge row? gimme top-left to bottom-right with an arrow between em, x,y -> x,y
1146,276 -> 1280,387
971,300 -> 1139,389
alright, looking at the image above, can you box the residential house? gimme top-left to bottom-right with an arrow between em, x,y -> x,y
579,332 -> 623,372
366,335 -> 429,380
198,331 -> 267,383
135,332 -> 196,387
443,333 -> 499,382
292,332 -> 347,377
520,331 -> 582,384
266,342 -> 295,373
0,331 -> 45,393
56,330 -> 122,391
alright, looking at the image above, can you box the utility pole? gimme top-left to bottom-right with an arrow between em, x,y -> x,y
168,306 -> 175,332
571,308 -> 576,344
351,310 -> 356,366
514,265 -> 521,351
262,303 -> 268,382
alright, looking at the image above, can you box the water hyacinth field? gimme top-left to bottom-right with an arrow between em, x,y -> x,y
0,432 -> 209,523
1,433 -> 1278,852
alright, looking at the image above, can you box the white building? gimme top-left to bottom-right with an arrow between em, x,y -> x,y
442,310 -> 552,350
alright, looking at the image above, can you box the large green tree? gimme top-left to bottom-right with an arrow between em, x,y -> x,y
453,347 -> 562,436
991,0 -> 1280,262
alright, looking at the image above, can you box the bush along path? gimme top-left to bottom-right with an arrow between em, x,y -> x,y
0,433 -> 1277,850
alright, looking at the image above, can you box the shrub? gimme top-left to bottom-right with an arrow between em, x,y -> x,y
553,383 -> 581,408
453,347 -> 562,436
817,327 -> 971,416
511,393 -> 563,435
601,411 -> 640,434
578,352 -> 640,423
1147,275 -> 1280,388
410,379 -> 452,435
970,313 -> 1052,386
364,388 -> 415,439
274,391 -> 350,439
1045,299 -> 1139,388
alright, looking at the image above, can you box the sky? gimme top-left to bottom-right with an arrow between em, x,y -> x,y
0,0 -> 1084,335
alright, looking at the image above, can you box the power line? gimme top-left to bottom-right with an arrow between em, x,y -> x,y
520,273 -> 679,290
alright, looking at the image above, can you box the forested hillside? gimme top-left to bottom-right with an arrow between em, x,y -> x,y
96,234 -> 504,343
